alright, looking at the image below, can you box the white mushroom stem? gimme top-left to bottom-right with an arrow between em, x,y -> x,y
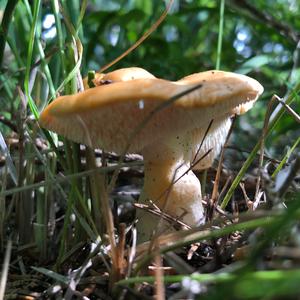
137,144 -> 205,242
136,117 -> 231,241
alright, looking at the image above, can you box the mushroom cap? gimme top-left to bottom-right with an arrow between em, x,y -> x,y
175,71 -> 263,169
177,71 -> 262,114
40,70 -> 263,156
83,67 -> 155,89
97,67 -> 156,83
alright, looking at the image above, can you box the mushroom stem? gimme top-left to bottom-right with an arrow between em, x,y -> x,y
137,145 -> 205,242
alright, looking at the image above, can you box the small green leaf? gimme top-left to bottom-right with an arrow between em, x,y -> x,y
236,55 -> 271,74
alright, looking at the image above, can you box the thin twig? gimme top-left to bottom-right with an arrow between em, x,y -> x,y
191,119 -> 214,166
254,96 -> 276,203
229,0 -> 300,43
274,96 -> 300,123
134,203 -> 191,230
99,0 -> 174,73
277,154 -> 300,197
154,248 -> 165,300
208,117 -> 236,220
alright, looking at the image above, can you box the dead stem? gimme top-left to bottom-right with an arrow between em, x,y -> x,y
208,117 -> 236,221
154,248 -> 165,300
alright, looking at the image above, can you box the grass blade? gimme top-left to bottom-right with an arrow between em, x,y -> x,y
23,0 -> 40,119
0,239 -> 12,299
216,0 -> 225,70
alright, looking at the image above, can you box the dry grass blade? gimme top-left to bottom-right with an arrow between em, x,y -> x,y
208,117 -> 235,220
276,154 -> 300,197
134,203 -> 190,230
116,223 -> 126,280
0,239 -> 12,299
126,226 -> 137,278
99,0 -> 174,73
97,173 -> 118,289
85,148 -> 104,235
255,95 -> 280,203
154,250 -> 165,300
274,94 -> 300,123
191,119 -> 214,166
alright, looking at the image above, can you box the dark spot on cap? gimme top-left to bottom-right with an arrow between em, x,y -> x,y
100,79 -> 113,85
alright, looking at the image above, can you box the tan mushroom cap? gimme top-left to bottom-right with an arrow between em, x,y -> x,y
177,71 -> 261,113
97,67 -> 156,83
40,70 -> 263,155
83,67 -> 155,89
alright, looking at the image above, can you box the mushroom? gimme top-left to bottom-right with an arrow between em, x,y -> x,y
83,67 -> 155,89
39,68 -> 263,241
